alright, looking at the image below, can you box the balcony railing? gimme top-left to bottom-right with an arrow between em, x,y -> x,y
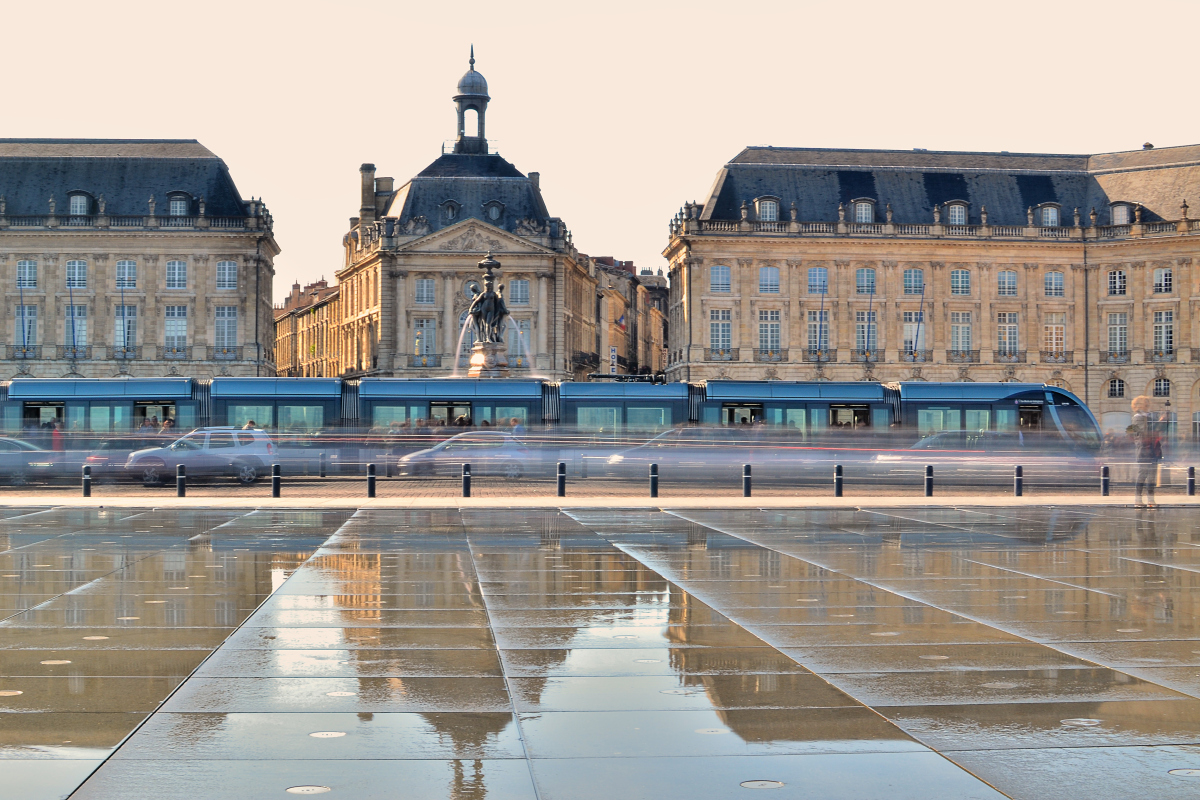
1039,226 -> 1074,239
898,349 -> 932,363
993,350 -> 1026,363
112,346 -> 140,360
990,226 -> 1024,237
161,216 -> 196,227
754,349 -> 786,362
1145,222 -> 1178,235
209,346 -> 242,361
57,345 -> 91,360
801,348 -> 836,363
109,216 -> 146,227
704,348 -> 735,361
948,349 -> 980,363
1039,350 -> 1073,363
61,215 -> 93,227
571,351 -> 600,368
846,223 -> 884,235
210,217 -> 247,229
850,349 -> 883,362
944,225 -> 981,236
408,353 -> 442,368
1149,349 -> 1176,363
7,345 -> 41,359
1100,350 -> 1130,364
1098,225 -> 1131,239
895,224 -> 932,236
5,217 -> 45,227
159,346 -> 190,360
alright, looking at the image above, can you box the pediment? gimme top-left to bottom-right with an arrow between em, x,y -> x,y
399,221 -> 552,255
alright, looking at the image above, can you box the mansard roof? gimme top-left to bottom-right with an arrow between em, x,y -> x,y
384,152 -> 551,234
0,138 -> 250,217
700,144 -> 1200,226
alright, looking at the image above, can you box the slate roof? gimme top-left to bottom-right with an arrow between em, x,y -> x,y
0,139 -> 250,217
383,152 -> 552,234
700,144 -> 1200,226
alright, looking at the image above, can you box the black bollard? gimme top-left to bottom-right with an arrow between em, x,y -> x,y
834,464 -> 843,498
81,464 -> 91,498
742,464 -> 752,498
649,463 -> 659,498
367,463 -> 376,498
1101,465 -> 1110,497
176,464 -> 186,498
557,461 -> 566,497
319,451 -> 326,478
924,464 -> 934,497
1189,466 -> 1196,497
462,463 -> 471,498
1014,465 -> 1024,497
271,463 -> 281,498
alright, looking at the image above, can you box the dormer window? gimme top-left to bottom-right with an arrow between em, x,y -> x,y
68,194 -> 89,216
482,200 -> 505,222
1111,204 -> 1131,225
169,198 -> 187,217
946,203 -> 967,225
1040,205 -> 1060,227
755,198 -> 779,222
853,200 -> 875,223
441,200 -> 461,221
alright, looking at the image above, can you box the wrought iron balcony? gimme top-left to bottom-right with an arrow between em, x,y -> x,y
947,349 -> 979,363
898,349 -> 932,363
57,346 -> 91,360
801,348 -> 836,363
850,349 -> 883,362
408,353 -> 442,368
159,346 -> 189,360
571,351 -> 600,368
704,348 -> 735,361
208,346 -> 241,361
993,350 -> 1026,363
1100,350 -> 1130,364
754,349 -> 786,362
112,346 -> 140,360
7,345 -> 41,360
1149,349 -> 1176,363
1039,350 -> 1073,363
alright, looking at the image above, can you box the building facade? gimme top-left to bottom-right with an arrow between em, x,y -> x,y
274,279 -> 339,377
665,144 -> 1200,436
0,139 -> 278,378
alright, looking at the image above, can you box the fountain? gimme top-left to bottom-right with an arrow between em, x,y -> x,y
466,252 -> 510,378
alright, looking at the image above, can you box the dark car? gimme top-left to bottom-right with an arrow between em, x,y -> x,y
84,435 -> 174,481
0,437 -> 62,485
397,431 -> 536,479
873,429 -> 1099,486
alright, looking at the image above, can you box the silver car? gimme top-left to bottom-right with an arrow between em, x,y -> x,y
397,431 -> 534,480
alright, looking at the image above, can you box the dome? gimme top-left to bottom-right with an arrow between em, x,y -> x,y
456,66 -> 489,98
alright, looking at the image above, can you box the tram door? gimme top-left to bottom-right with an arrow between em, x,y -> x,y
430,402 -> 474,426
1018,404 -> 1043,430
133,402 -> 176,431
21,402 -> 63,431
721,404 -> 763,426
829,404 -> 870,429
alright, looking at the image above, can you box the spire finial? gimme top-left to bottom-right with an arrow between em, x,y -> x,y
469,44 -> 475,70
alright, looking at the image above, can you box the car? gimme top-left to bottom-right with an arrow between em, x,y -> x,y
873,429 -> 1098,487
125,427 -> 275,486
0,436 -> 63,485
397,431 -> 535,480
84,435 -> 174,481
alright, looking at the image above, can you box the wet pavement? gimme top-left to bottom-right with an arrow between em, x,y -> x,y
0,505 -> 1197,798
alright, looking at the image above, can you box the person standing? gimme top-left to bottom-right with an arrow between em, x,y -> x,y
1130,395 -> 1161,508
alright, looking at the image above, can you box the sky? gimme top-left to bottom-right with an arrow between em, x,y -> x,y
6,0 -> 1199,302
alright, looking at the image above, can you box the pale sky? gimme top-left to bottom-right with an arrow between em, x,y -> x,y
7,0 -> 1198,302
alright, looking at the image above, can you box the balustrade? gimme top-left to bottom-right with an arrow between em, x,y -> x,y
753,349 -> 786,362
208,346 -> 241,361
993,350 -> 1026,363
1100,350 -> 1130,364
898,349 -> 932,363
990,226 -> 1024,237
1038,227 -> 1073,239
704,348 -> 735,361
850,349 -> 882,362
7,345 -> 41,359
947,349 -> 979,363
1039,350 -> 1073,363
159,346 -> 190,360
57,346 -> 91,360
408,353 -> 442,368
801,348 -> 835,363
895,224 -> 932,235
1149,349 -> 1176,363
113,346 -> 141,360
846,223 -> 884,235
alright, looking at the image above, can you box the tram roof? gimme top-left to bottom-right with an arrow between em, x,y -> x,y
357,378 -> 544,399
703,381 -> 885,401
209,378 -> 342,398
897,382 -> 1051,401
7,378 -> 194,399
558,382 -> 689,399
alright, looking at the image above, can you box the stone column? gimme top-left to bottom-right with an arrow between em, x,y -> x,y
393,270 -> 406,367
537,273 -> 549,361
442,272 -> 455,357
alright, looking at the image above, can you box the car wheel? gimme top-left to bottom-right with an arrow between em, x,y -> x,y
141,466 -> 162,487
235,462 -> 259,485
502,460 -> 522,481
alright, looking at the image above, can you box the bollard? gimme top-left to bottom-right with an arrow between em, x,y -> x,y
1189,466 -> 1196,497
1014,465 -> 1024,497
649,463 -> 659,498
81,465 -> 91,498
176,464 -> 186,498
557,461 -> 566,497
834,464 -> 843,498
742,464 -> 752,498
367,462 -> 376,498
271,463 -> 281,498
1101,465 -> 1110,497
462,463 -> 471,498
319,451 -> 327,478
924,465 -> 934,497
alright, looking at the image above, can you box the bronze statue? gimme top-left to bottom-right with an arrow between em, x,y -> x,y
467,271 -> 508,343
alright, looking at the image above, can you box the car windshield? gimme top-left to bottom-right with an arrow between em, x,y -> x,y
170,436 -> 203,451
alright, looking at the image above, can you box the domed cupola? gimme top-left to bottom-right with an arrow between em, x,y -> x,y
453,47 -> 490,155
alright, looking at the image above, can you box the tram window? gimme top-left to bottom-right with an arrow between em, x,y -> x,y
1053,405 -> 1100,447
965,409 -> 991,432
722,405 -> 762,426
871,408 -> 891,429
1018,406 -> 1042,429
996,408 -> 1017,432
830,407 -> 869,428
628,406 -> 671,433
279,405 -> 324,432
2,406 -> 19,434
495,406 -> 528,426
577,406 -> 620,434
66,406 -> 87,433
701,407 -> 720,425
917,407 -> 962,433
175,405 -> 197,431
785,409 -> 806,431
372,405 -> 427,428
809,409 -> 827,432
231,405 -> 272,429
431,403 -> 473,426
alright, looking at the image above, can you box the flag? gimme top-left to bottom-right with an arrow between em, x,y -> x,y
617,314 -> 627,331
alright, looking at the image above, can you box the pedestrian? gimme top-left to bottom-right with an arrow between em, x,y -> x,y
243,420 -> 257,430
510,417 -> 526,436
1130,395 -> 1161,509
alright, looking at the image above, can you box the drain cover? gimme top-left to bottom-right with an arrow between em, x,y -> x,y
740,780 -> 784,789
285,787 -> 331,795
1061,718 -> 1102,727
309,731 -> 347,738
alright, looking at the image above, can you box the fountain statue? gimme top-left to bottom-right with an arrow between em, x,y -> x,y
466,251 -> 510,377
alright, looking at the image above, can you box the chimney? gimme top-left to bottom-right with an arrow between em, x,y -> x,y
529,172 -> 540,191
360,163 -> 376,222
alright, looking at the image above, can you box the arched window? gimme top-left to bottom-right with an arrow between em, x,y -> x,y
1041,206 -> 1060,227
903,268 -> 925,295
807,267 -> 828,294
1154,378 -> 1170,397
946,204 -> 967,225
168,197 -> 188,217
855,268 -> 876,295
710,265 -> 731,293
950,269 -> 970,295
1044,271 -> 1064,297
68,194 -> 89,216
1108,378 -> 1126,398
997,270 -> 1017,296
854,202 -> 874,223
66,260 -> 87,289
758,266 -> 780,293
757,199 -> 778,222
463,108 -> 479,137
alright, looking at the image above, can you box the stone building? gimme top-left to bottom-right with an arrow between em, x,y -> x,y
274,278 -> 339,377
0,139 -> 278,378
314,55 -> 609,382
664,143 -> 1200,436
593,257 -> 668,376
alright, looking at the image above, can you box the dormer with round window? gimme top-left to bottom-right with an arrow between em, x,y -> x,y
482,200 -> 505,222
441,199 -> 462,221
851,199 -> 876,224
944,201 -> 969,226
754,197 -> 780,222
1038,203 -> 1061,227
